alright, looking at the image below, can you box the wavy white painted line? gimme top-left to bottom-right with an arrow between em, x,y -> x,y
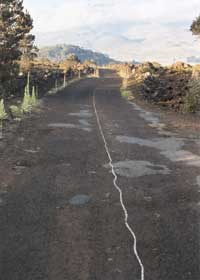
93,89 -> 145,280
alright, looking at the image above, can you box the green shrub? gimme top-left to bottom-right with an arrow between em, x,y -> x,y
21,85 -> 32,113
183,79 -> 200,112
0,99 -> 8,121
21,73 -> 38,113
10,105 -> 22,118
120,88 -> 133,101
30,86 -> 38,107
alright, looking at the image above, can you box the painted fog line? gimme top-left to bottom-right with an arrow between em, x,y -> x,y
93,89 -> 145,280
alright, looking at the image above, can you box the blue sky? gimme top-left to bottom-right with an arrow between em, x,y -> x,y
24,0 -> 200,64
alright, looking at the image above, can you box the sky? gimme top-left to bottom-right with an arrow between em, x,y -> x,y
24,0 -> 200,64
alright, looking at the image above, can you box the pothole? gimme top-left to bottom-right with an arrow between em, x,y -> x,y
13,165 -> 27,175
12,159 -> 32,175
104,160 -> 170,178
79,119 -> 90,126
69,194 -> 91,206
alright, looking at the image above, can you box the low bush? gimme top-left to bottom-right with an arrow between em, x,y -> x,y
0,99 -> 8,121
120,88 -> 134,101
183,79 -> 200,112
21,73 -> 39,113
10,105 -> 22,118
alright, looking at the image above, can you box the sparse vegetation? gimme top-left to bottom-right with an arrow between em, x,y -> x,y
120,78 -> 134,101
30,86 -> 38,107
120,88 -> 134,101
0,99 -> 8,121
21,73 -> 39,113
112,59 -> 200,113
10,105 -> 22,119
183,79 -> 200,112
0,98 -> 7,138
21,73 -> 32,113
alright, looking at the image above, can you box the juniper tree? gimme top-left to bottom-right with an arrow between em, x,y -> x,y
190,15 -> 200,36
0,0 -> 35,97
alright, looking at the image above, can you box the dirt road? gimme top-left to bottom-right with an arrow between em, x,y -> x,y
0,70 -> 199,280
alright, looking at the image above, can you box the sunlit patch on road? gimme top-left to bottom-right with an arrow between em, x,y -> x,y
116,135 -> 184,151
24,149 -> 39,154
129,102 -> 178,136
49,123 -> 78,129
129,102 -> 165,129
48,123 -> 92,132
116,135 -> 200,167
104,160 -> 170,178
69,110 -> 93,118
161,150 -> 200,167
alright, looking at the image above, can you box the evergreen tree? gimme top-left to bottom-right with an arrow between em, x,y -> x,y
0,0 -> 35,97
191,15 -> 200,36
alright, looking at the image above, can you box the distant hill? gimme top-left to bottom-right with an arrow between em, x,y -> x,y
38,44 -> 118,65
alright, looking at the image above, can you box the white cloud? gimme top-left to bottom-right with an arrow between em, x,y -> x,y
24,0 -> 200,32
24,0 -> 200,64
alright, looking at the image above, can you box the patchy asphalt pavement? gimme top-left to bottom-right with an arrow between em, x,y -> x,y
0,70 -> 199,280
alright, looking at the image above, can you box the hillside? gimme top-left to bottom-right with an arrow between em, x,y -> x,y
38,44 -> 118,65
